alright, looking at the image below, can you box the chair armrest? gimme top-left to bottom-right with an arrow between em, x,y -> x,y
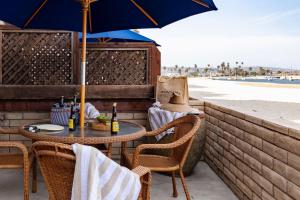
136,131 -> 194,153
132,166 -> 151,178
132,166 -> 151,200
0,127 -> 19,135
0,141 -> 29,154
146,123 -> 175,137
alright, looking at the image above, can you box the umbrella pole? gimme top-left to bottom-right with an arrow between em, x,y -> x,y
80,0 -> 89,128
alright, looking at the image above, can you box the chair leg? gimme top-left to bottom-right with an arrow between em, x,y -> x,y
171,171 -> 178,197
179,169 -> 190,200
24,161 -> 30,200
120,142 -> 127,166
32,158 -> 37,193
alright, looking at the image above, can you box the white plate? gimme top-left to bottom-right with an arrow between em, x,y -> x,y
33,124 -> 64,132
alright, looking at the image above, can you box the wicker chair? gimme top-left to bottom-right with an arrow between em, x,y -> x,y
32,141 -> 151,200
122,115 -> 201,200
0,127 -> 30,200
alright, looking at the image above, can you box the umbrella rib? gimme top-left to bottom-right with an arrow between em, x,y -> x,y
192,0 -> 210,8
23,0 -> 49,28
88,3 -> 93,32
129,0 -> 158,26
104,38 -> 112,43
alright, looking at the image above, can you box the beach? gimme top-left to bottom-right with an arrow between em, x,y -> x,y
188,77 -> 300,129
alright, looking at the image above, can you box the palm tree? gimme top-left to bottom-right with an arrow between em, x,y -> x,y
234,67 -> 238,78
206,64 -> 211,77
204,67 -> 209,75
238,65 -> 242,76
248,67 -> 253,77
174,65 -> 179,74
178,68 -> 182,75
220,62 -> 226,76
226,62 -> 231,76
259,67 -> 266,75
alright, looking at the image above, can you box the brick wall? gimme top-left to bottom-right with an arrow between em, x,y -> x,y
204,102 -> 300,200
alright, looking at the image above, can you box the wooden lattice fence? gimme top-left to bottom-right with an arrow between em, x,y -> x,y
0,30 -> 161,102
0,31 -> 73,85
86,49 -> 148,85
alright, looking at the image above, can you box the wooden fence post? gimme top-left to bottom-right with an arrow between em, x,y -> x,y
0,30 -> 2,84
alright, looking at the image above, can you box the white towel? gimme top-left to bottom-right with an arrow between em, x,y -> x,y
71,144 -> 141,200
148,102 -> 185,141
84,103 -> 100,119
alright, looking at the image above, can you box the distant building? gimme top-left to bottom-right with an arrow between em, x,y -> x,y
162,66 -> 211,77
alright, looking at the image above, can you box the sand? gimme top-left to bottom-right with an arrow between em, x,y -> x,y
239,82 -> 300,89
188,77 -> 300,130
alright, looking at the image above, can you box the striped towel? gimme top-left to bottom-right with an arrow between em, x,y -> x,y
51,103 -> 100,126
148,102 -> 185,141
51,107 -> 71,126
71,144 -> 141,200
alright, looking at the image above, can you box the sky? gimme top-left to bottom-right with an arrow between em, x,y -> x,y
139,0 -> 300,69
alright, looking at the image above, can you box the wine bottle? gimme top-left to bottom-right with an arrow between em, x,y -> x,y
73,95 -> 77,105
68,105 -> 76,131
60,96 -> 64,108
111,102 -> 119,134
73,95 -> 79,125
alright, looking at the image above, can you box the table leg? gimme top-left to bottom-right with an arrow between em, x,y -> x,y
107,143 -> 112,159
120,142 -> 127,166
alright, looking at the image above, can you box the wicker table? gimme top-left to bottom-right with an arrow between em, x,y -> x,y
20,121 -> 144,142
20,121 -> 145,156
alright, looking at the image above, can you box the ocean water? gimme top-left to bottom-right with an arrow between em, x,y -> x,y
216,78 -> 300,84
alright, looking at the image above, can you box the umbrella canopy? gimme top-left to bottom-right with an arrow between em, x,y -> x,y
79,30 -> 160,46
0,0 -> 217,128
0,0 -> 217,33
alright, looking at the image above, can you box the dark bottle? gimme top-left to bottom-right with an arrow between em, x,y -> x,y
111,102 -> 119,134
60,96 -> 64,108
73,95 -> 77,105
68,105 -> 76,131
73,95 -> 79,125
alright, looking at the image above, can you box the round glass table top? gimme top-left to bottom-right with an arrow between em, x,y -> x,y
20,121 -> 146,144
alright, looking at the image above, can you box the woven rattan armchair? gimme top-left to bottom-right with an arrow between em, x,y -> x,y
0,127 -> 30,200
32,141 -> 151,200
122,115 -> 201,200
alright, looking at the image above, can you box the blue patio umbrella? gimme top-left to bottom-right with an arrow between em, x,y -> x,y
0,0 -> 217,127
79,30 -> 160,46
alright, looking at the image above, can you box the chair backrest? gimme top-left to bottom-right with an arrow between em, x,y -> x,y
32,141 -> 75,200
170,115 -> 201,167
